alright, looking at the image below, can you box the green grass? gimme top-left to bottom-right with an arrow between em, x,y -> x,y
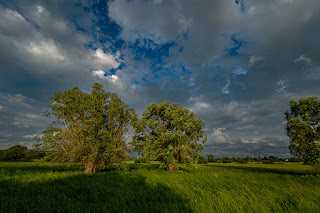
1,162 -> 319,212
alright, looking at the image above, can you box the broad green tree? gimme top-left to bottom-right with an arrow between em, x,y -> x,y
133,102 -> 207,172
285,97 -> 320,168
37,83 -> 137,173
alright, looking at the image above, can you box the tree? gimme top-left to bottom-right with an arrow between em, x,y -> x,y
37,83 -> 137,173
268,156 -> 279,162
285,97 -> 320,168
0,145 -> 27,162
133,101 -> 207,172
0,145 -> 44,162
207,155 -> 215,162
198,156 -> 208,164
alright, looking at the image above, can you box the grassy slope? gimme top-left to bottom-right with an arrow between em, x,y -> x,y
0,162 -> 319,213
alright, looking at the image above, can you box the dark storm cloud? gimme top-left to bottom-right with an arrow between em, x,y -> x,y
1,0 -> 319,158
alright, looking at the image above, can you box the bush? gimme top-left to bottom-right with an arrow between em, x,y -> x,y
288,157 -> 303,162
236,159 -> 248,164
263,160 -> 274,164
134,158 -> 149,163
198,156 -> 208,164
268,156 -> 280,162
221,157 -> 233,163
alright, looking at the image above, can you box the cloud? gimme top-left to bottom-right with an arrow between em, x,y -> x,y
275,80 -> 287,94
0,90 -> 49,149
22,134 -> 43,139
90,49 -> 120,70
204,132 -> 291,158
25,114 -> 42,119
208,128 -> 231,144
0,8 -> 29,36
108,0 -> 190,44
25,40 -> 65,62
222,79 -> 230,94
92,70 -> 106,79
295,55 -> 312,66
92,70 -> 123,88
248,56 -> 264,68
188,97 -> 212,113
232,65 -> 247,76
0,92 -> 34,104
305,66 -> 320,79
12,121 -> 30,129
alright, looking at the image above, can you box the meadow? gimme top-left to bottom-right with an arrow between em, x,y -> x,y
1,161 -> 319,213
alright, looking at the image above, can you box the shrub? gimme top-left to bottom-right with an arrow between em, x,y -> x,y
288,157 -> 303,162
135,158 -> 149,163
263,160 -> 274,164
198,156 -> 208,164
221,157 -> 233,163
236,159 -> 248,164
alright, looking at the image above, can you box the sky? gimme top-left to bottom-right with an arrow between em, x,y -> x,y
1,0 -> 320,158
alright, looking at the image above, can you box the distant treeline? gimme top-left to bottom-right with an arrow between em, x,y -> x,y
197,155 -> 303,164
1,145 -> 303,164
0,145 -> 45,162
134,155 -> 303,164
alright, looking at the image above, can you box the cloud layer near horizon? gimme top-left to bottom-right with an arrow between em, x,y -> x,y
1,0 -> 320,158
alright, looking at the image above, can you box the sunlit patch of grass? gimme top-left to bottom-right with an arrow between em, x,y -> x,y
1,162 -> 319,212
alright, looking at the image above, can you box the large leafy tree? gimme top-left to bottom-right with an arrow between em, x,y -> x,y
37,83 -> 137,173
285,97 -> 320,168
133,102 -> 207,172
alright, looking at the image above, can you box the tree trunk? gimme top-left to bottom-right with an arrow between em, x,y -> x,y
168,156 -> 178,172
84,162 -> 99,173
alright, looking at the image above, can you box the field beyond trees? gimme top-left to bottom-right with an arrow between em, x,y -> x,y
1,162 -> 319,212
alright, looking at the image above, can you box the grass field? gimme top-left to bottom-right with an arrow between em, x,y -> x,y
1,161 -> 319,212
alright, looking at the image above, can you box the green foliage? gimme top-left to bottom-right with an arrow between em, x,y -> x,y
263,160 -> 275,164
207,154 -> 215,162
0,145 -> 44,162
198,156 -> 208,164
268,156 -> 280,162
288,157 -> 303,162
285,97 -> 320,168
133,101 -> 207,172
234,158 -> 248,164
221,157 -> 233,163
134,158 -> 149,163
37,83 -> 137,173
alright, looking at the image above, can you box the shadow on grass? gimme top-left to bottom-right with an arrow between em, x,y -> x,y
0,165 -> 193,212
128,163 -> 194,173
0,163 -> 83,175
204,164 -> 316,176
127,163 -> 161,171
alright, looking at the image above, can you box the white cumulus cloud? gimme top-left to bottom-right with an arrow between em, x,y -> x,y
90,49 -> 120,70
